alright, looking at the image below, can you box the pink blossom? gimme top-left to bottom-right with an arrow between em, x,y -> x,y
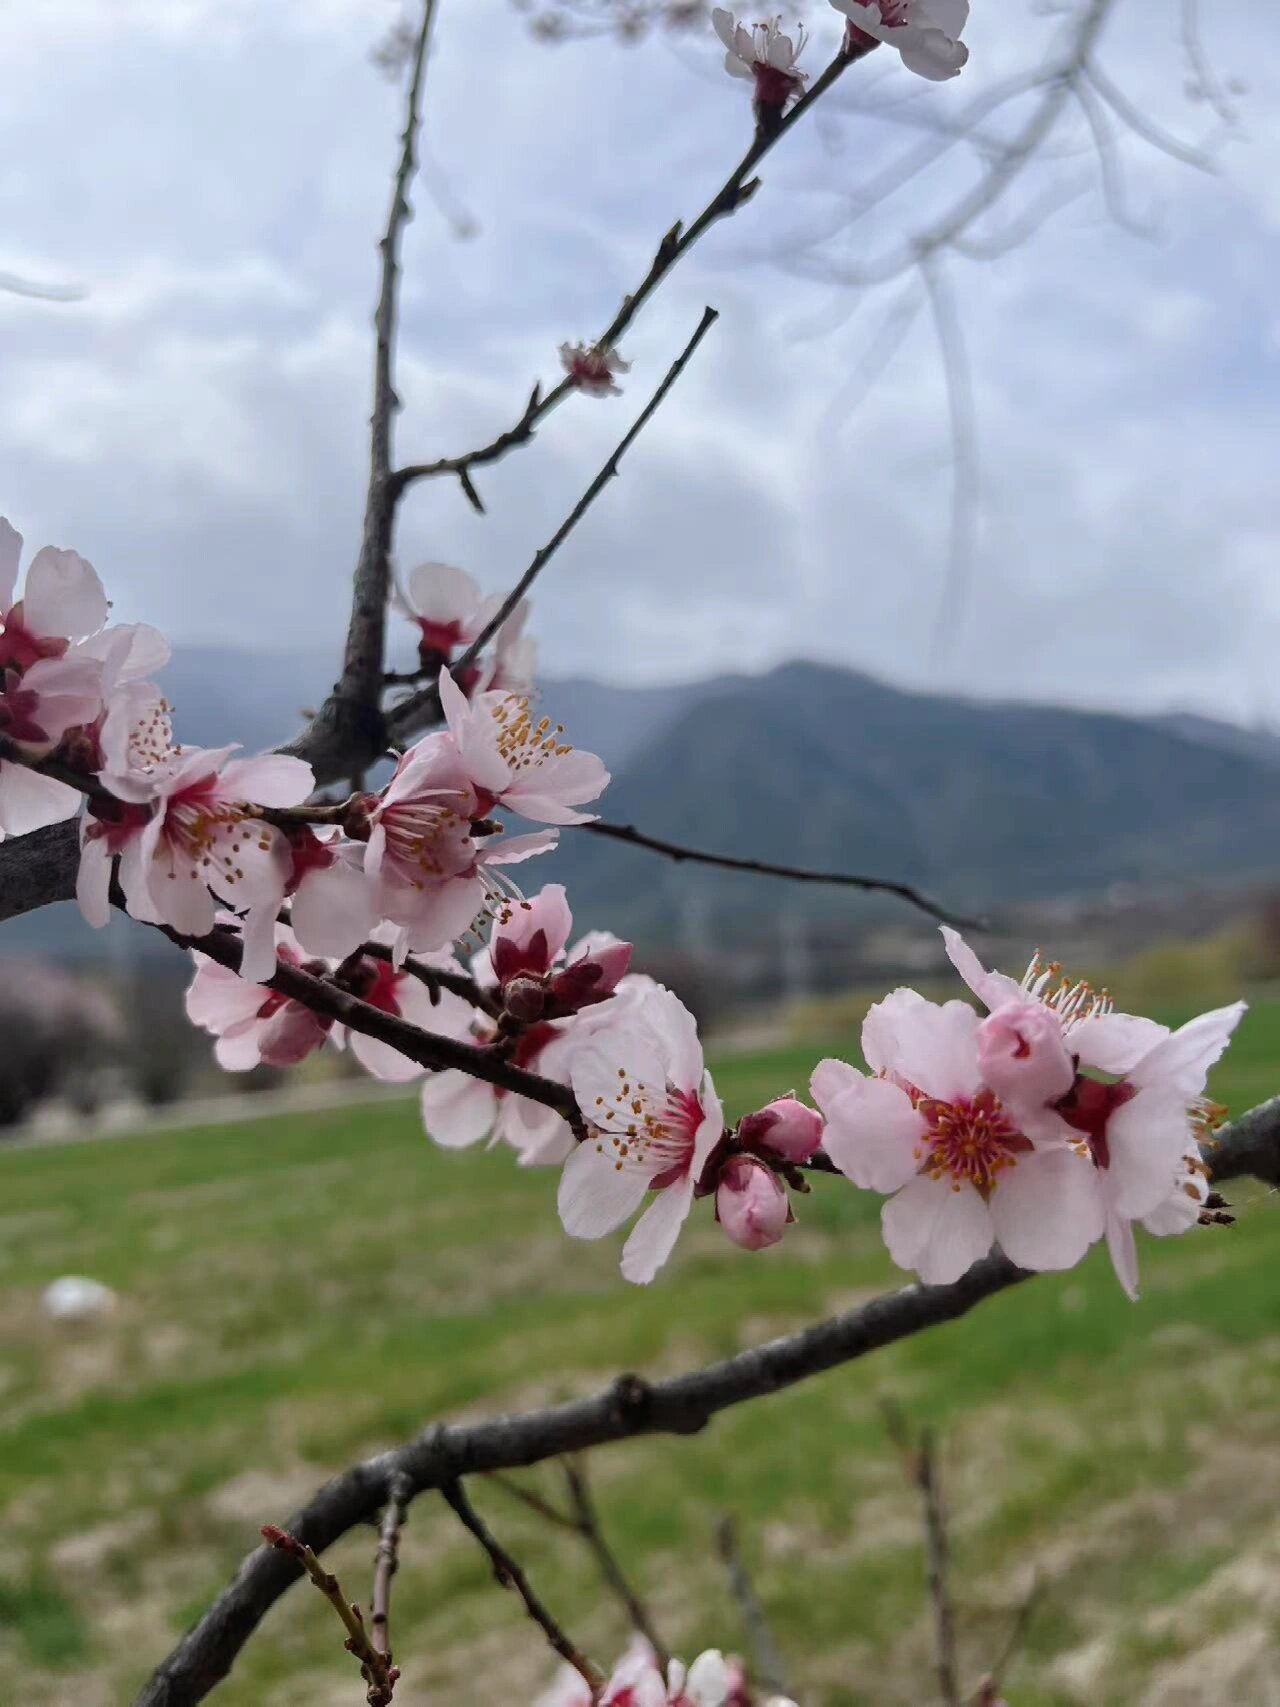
536,1635 -> 664,1707
1056,1002 -> 1245,1298
393,561 -> 488,665
737,1095 -> 824,1163
941,927 -> 1170,1073
274,827 -> 377,965
829,0 -> 969,80
94,745 -> 313,942
364,730 -> 558,957
717,1155 -> 790,1251
478,598 -> 538,696
666,1651 -> 735,1704
560,985 -> 724,1284
559,340 -> 630,398
813,989 -> 1105,1285
439,668 -> 609,826
490,884 -> 634,1020
975,1000 -> 1075,1137
712,10 -> 808,110
0,653 -> 106,840
0,516 -> 110,667
185,928 -> 333,1070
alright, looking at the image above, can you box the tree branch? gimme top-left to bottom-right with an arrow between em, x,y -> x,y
574,817 -> 981,928
133,1093 -> 1280,1707
715,1515 -> 788,1697
884,1405 -> 960,1707
392,39 -> 867,504
563,1456 -> 668,1668
440,1478 -> 604,1695
259,1526 -> 399,1705
290,0 -> 439,783
385,305 -> 720,743
369,1476 -> 410,1669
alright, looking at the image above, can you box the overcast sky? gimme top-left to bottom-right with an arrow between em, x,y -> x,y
2,0 -> 1277,726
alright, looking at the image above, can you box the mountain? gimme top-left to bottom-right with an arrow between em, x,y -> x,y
4,653 -> 1279,962
541,661 -> 1280,942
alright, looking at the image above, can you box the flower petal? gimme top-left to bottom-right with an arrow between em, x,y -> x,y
558,1139 -> 651,1240
822,1074 -> 926,1193
421,1071 -> 497,1148
22,545 -> 108,640
0,761 -> 82,836
881,1172 -> 992,1284
989,1148 -> 1104,1272
621,1174 -> 695,1284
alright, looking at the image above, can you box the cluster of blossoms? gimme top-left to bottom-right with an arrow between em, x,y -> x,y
537,1637 -> 795,1707
710,0 -> 968,127
5,515 -> 1241,1306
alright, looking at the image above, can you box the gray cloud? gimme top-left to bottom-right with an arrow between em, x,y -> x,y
1,0 -> 1276,725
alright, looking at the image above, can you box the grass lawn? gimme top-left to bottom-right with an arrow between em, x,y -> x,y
1,1000 -> 1278,1706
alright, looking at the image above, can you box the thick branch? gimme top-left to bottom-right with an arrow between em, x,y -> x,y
385,306 -> 720,743
133,1094 -> 1280,1707
392,41 -> 866,501
575,817 -> 980,929
441,1479 -> 604,1694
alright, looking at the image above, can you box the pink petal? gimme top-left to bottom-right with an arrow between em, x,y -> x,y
620,1174 -> 695,1284
22,545 -> 108,640
1069,1011 -> 1169,1074
76,831 -> 112,928
219,754 -> 315,808
502,748 -> 609,826
989,1149 -> 1104,1272
1105,1087 -> 1197,1220
867,993 -> 983,1104
1129,1003 -> 1246,1101
939,926 -> 1023,1009
0,761 -> 82,836
185,956 -> 264,1033
822,1074 -> 926,1193
291,857 -> 377,961
558,1140 -> 651,1240
351,1028 -> 424,1083
637,985 -> 703,1093
1105,1212 -> 1140,1301
421,1071 -> 497,1148
0,516 -> 20,611
881,1173 -> 993,1284
810,1055 -> 863,1115
405,561 -> 480,625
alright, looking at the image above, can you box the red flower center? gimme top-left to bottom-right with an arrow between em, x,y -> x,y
915,1089 -> 1033,1195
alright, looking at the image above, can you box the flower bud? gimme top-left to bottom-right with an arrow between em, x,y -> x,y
737,1096 -> 824,1163
977,999 -> 1074,1111
257,1002 -> 331,1067
546,939 -> 633,1015
717,1156 -> 790,1251
503,974 -> 546,1025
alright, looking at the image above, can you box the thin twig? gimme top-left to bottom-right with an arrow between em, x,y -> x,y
370,1475 -> 411,1666
441,1479 -> 604,1696
973,1576 -> 1043,1704
575,817 -> 980,929
356,934 -> 502,1019
392,40 -> 866,503
260,1525 -> 399,1706
883,1404 -> 960,1707
386,306 -> 720,741
489,1473 -> 580,1532
920,253 -> 979,672
563,1457 -> 669,1668
715,1515 -> 788,1697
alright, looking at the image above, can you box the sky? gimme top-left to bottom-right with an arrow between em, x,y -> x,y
1,0 -> 1278,726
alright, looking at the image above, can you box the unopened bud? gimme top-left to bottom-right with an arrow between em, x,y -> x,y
546,939 -> 633,1014
738,1096 -> 824,1163
503,975 -> 546,1024
977,1000 -> 1074,1110
717,1156 -> 790,1252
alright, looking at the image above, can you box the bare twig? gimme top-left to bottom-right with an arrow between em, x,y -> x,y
441,1478 -> 604,1696
370,1475 -> 411,1667
575,817 -> 981,929
973,1576 -> 1043,1705
392,39 -> 866,504
563,1457 -> 669,1667
260,1525 -> 399,1705
489,1472 -> 580,1531
883,1404 -> 959,1707
134,1093 -> 1280,1707
386,306 -> 720,742
715,1515 -> 788,1697
920,253 -> 979,672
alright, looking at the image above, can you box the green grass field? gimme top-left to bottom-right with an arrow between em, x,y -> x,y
1,1002 -> 1278,1706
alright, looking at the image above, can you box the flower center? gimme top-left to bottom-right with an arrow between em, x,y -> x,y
489,695 -> 573,775
1020,950 -> 1113,1031
0,607 -> 68,674
381,795 -> 472,886
1055,1074 -> 1137,1170
915,1089 -> 1032,1195
589,1074 -> 702,1183
0,673 -> 51,745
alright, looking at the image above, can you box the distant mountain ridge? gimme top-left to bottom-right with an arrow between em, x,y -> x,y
3,651 -> 1278,959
